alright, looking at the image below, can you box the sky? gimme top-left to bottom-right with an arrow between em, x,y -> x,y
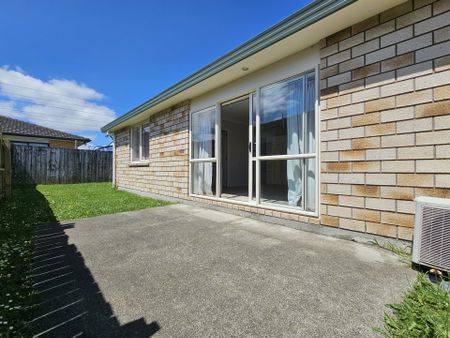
0,0 -> 312,146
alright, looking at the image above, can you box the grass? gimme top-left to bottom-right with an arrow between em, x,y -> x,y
0,183 -> 170,336
37,182 -> 171,220
376,274 -> 450,338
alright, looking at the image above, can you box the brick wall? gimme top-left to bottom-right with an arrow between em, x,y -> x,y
319,0 -> 450,240
114,101 -> 190,199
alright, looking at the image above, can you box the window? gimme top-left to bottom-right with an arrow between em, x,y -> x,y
190,107 -> 216,196
131,122 -> 150,162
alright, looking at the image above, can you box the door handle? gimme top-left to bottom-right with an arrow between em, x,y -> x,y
248,142 -> 252,153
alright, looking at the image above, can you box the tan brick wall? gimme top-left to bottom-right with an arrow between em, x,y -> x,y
48,139 -> 77,149
114,101 -> 190,199
320,0 -> 450,240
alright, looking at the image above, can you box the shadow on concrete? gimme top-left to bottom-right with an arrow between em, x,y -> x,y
31,220 -> 160,336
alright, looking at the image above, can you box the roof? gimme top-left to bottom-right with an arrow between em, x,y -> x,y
0,115 -> 90,143
102,0 -> 404,133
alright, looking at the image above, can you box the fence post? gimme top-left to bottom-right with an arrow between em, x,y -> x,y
2,139 -> 12,197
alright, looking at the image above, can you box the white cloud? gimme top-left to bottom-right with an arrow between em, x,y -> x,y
0,100 -> 22,119
0,66 -> 117,133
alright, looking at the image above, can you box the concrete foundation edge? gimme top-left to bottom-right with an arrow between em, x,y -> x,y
118,186 -> 412,249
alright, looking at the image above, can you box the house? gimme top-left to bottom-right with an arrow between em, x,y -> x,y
102,0 -> 450,242
0,115 -> 90,148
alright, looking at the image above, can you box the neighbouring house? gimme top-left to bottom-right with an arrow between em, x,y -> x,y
102,0 -> 450,242
0,115 -> 90,149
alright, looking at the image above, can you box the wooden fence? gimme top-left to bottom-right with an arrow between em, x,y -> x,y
11,144 -> 112,184
0,129 -> 12,199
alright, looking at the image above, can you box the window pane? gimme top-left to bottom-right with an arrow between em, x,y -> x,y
251,93 -> 256,158
192,107 -> 215,159
142,123 -> 150,160
192,162 -> 216,196
305,72 -> 316,154
131,126 -> 140,161
305,158 -> 316,212
260,76 -> 304,156
251,160 -> 256,200
260,159 -> 304,208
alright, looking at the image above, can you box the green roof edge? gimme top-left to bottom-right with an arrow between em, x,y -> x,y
101,0 -> 356,133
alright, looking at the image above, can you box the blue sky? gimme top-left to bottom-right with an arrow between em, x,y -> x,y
0,0 -> 312,146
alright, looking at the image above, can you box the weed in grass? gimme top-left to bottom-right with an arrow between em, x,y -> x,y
375,273 -> 450,338
371,239 -> 411,261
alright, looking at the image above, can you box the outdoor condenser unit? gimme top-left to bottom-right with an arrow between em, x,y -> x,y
413,196 -> 450,272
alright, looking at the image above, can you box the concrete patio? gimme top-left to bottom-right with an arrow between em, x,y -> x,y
32,204 -> 415,337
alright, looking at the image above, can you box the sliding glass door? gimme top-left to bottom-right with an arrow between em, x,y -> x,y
190,69 -> 317,214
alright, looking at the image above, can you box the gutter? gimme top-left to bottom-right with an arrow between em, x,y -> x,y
3,132 -> 90,143
101,0 -> 356,133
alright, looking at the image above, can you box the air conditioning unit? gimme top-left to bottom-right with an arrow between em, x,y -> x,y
413,196 -> 450,272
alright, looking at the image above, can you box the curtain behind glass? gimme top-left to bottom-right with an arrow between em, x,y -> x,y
192,108 -> 215,159
286,78 -> 304,206
192,108 -> 215,195
305,73 -> 316,211
142,124 -> 150,160
131,126 -> 140,161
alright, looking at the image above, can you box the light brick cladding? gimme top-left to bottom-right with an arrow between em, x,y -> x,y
114,101 -> 190,198
320,0 -> 450,240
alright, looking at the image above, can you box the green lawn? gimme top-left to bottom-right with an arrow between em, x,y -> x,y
37,182 -> 171,221
0,182 -> 170,336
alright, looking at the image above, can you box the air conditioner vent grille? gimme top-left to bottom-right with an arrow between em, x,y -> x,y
419,205 -> 450,270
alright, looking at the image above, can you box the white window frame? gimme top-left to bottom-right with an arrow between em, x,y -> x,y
130,122 -> 150,163
188,66 -> 320,217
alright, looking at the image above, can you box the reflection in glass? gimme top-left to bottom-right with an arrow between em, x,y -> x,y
251,93 -> 256,158
259,72 -> 316,209
192,108 -> 215,159
260,77 -> 305,156
261,160 -> 303,207
305,158 -> 316,212
131,126 -> 140,162
142,123 -> 150,160
305,73 -> 316,211
305,72 -> 316,154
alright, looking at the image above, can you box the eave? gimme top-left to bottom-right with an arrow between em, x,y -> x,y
102,0 -> 406,133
